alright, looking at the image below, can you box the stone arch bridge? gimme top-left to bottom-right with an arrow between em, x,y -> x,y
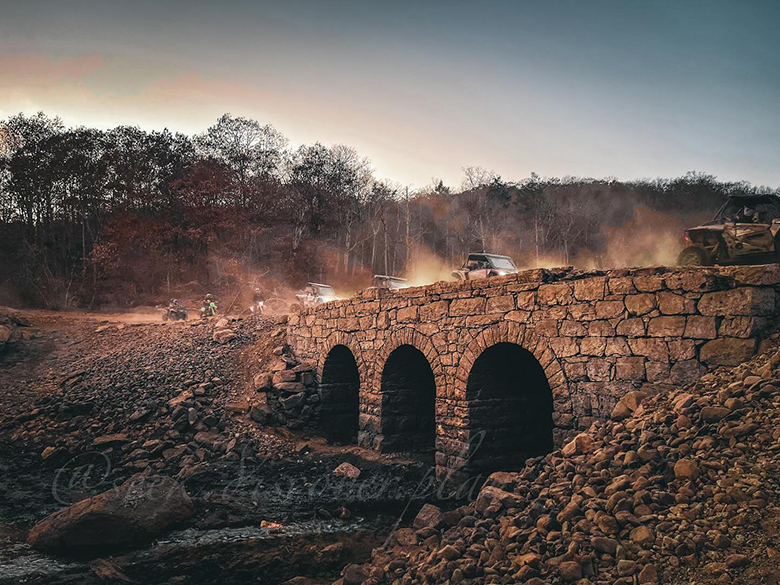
287,265 -> 779,480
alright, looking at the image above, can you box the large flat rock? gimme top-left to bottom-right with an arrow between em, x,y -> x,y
27,474 -> 193,552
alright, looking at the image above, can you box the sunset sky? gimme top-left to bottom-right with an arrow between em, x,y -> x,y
2,0 -> 778,188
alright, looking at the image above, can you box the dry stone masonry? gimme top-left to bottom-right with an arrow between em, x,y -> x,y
287,264 -> 780,480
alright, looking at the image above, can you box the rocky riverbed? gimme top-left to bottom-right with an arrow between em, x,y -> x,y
4,309 -> 780,585
0,310 -> 439,584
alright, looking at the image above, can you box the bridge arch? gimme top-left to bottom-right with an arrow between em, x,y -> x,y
454,322 -> 565,399
317,333 -> 367,444
454,322 -> 563,476
373,329 -> 445,454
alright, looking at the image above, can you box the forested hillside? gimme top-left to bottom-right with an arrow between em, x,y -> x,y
1,112 -> 777,308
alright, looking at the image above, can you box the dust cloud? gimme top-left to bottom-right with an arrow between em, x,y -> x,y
404,248 -> 456,287
575,206 -> 692,270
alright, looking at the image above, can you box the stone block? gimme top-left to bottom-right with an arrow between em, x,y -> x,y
272,370 -> 297,385
589,320 -> 615,336
574,277 -> 607,301
586,359 -> 612,381
538,283 -> 573,305
668,339 -> 696,361
616,318 -> 645,337
616,357 -> 645,380
419,300 -> 449,320
580,337 -> 607,356
684,315 -> 716,339
595,300 -> 624,319
537,306 -> 568,320
550,337 -> 579,357
645,361 -> 670,382
505,310 -> 531,322
679,271 -> 715,292
466,314 -> 502,327
608,276 -> 636,295
376,312 -> 390,329
698,287 -> 775,316
670,360 -> 706,383
564,361 -> 588,381
720,264 -> 780,286
605,337 -> 631,356
633,276 -> 663,292
629,338 -> 669,362
657,292 -> 696,315
647,316 -> 686,337
700,338 -> 757,365
516,292 -> 536,310
560,321 -> 587,337
535,319 -> 559,336
568,303 -> 597,320
486,295 -> 515,313
450,298 -> 486,316
625,294 -> 656,316
718,316 -> 768,339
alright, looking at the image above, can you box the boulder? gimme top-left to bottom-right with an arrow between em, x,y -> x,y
725,554 -> 751,568
413,504 -> 444,530
212,328 -> 236,343
333,462 -> 361,478
342,564 -> 369,585
700,406 -> 730,422
253,373 -> 272,390
558,560 -> 582,582
93,433 -> 129,447
483,471 -> 522,492
0,324 -> 11,350
281,392 -> 306,411
475,486 -> 519,512
562,433 -> 594,456
249,404 -> 272,425
700,338 -> 757,366
591,536 -> 618,555
674,459 -> 700,480
27,475 -> 193,551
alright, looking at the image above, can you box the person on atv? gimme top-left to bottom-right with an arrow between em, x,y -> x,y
163,298 -> 187,321
201,294 -> 217,319
250,287 -> 265,314
169,298 -> 185,316
735,206 -> 758,223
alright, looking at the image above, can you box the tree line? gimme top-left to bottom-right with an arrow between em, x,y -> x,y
1,112 -> 777,308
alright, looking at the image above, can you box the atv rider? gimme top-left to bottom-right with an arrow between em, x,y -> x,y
201,294 -> 217,319
169,298 -> 185,317
250,287 -> 265,314
163,298 -> 187,321
736,206 -> 759,223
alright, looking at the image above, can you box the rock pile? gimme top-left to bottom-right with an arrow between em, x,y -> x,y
248,345 -> 321,431
4,315 -> 286,479
0,307 -> 30,352
344,346 -> 780,585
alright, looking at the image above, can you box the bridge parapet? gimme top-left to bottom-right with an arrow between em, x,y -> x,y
287,264 -> 780,480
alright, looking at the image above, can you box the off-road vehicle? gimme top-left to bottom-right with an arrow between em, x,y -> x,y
162,300 -> 187,321
372,274 -> 408,290
678,195 -> 780,266
295,282 -> 338,308
452,252 -> 519,280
